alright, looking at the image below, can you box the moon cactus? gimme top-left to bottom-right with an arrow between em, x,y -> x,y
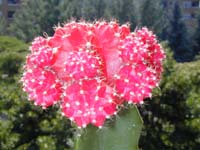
22,21 -> 165,127
21,21 -> 165,149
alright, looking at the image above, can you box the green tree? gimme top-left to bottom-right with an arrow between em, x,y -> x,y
117,0 -> 138,29
95,0 -> 107,19
0,36 -> 27,81
105,0 -> 139,29
0,17 -> 7,35
60,0 -> 139,28
139,43 -> 200,150
193,14 -> 200,56
59,0 -> 83,21
81,0 -> 106,20
168,2 -> 193,62
9,0 -> 142,42
0,36 -> 74,150
8,0 -> 61,42
160,0 -> 172,40
140,0 -> 166,35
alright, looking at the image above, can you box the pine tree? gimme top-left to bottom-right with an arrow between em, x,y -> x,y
140,0 -> 166,35
59,0 -> 83,21
81,0 -> 106,20
106,0 -> 139,29
0,36 -> 74,150
139,43 -> 200,150
61,0 -> 139,28
118,0 -> 137,28
193,15 -> 200,56
159,0 -> 171,40
95,0 -> 106,19
8,0 -> 62,42
60,0 -> 107,21
168,2 -> 193,62
0,17 -> 7,35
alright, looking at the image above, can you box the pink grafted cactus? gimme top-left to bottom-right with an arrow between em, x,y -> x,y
22,68 -> 62,108
21,21 -> 165,128
61,79 -> 118,128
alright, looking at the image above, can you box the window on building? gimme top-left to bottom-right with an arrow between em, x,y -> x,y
8,0 -> 18,4
183,1 -> 192,8
0,0 -> 2,5
169,2 -> 173,5
191,13 -> 196,18
192,1 -> 199,7
183,13 -> 192,20
0,11 -> 2,16
162,1 -> 167,8
7,11 -> 15,19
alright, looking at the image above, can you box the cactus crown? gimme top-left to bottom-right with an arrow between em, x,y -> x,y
22,21 -> 165,128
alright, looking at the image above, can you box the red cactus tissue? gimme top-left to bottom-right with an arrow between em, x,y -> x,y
21,21 -> 165,128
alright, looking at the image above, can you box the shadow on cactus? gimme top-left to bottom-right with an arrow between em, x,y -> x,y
21,21 -> 165,150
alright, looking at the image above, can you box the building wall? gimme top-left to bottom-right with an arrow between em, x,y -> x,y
0,0 -> 21,23
182,0 -> 200,31
164,0 -> 200,32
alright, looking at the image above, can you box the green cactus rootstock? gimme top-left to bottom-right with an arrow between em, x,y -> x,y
74,105 -> 143,150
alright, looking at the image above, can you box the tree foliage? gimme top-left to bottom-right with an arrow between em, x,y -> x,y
0,36 -> 199,149
0,36 -> 27,80
0,36 -> 74,150
139,43 -> 200,150
0,17 -> 7,35
56,0 -> 139,29
7,0 -> 199,61
167,2 -> 194,62
108,0 -> 139,29
9,0 -> 165,42
8,0 -> 61,42
140,0 -> 166,35
193,14 -> 200,56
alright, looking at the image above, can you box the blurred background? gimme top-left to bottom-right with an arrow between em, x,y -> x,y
0,0 -> 200,150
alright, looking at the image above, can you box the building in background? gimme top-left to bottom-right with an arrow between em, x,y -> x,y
163,0 -> 200,32
0,0 -> 200,31
182,0 -> 200,30
0,0 -> 21,23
